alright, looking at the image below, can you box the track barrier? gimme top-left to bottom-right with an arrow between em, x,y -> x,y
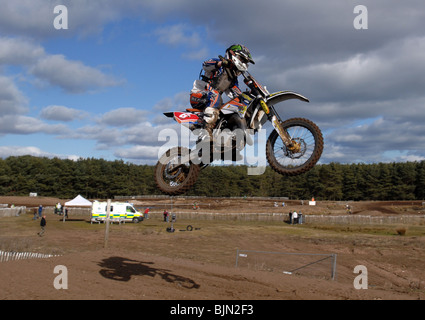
235,249 -> 337,280
0,250 -> 60,263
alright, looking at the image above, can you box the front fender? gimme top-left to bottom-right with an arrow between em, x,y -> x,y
266,91 -> 309,104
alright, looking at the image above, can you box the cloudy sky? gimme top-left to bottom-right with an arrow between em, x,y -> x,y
0,0 -> 424,165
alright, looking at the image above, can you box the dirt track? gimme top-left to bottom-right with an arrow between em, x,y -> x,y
0,196 -> 424,301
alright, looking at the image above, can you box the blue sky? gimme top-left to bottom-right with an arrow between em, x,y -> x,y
1,0 -> 425,165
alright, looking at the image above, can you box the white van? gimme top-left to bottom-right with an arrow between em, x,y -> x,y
91,201 -> 144,223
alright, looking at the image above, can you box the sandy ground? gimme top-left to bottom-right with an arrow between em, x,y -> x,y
0,196 -> 424,301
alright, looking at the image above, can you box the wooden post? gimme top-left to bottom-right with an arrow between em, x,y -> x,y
104,199 -> 111,249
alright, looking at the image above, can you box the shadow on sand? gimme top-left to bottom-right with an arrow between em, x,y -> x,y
98,256 -> 200,289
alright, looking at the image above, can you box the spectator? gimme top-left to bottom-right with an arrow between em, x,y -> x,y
299,211 -> 303,224
38,215 -> 46,236
289,211 -> 293,224
144,207 -> 150,219
38,205 -> 43,218
293,211 -> 298,224
163,210 -> 169,222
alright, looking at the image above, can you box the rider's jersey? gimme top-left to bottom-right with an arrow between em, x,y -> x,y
202,58 -> 242,100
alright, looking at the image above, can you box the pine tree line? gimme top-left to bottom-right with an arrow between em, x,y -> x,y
0,155 -> 424,200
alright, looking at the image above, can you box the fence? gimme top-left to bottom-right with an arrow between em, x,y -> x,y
115,195 -> 290,201
0,250 -> 60,263
0,206 -> 26,218
235,249 -> 337,280
304,214 -> 425,225
145,211 -> 425,225
159,211 -> 288,222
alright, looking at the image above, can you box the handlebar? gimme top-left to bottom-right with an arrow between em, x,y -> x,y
218,56 -> 268,98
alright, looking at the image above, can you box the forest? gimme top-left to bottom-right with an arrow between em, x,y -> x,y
0,155 -> 425,201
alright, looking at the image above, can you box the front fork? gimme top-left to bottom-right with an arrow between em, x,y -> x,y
259,99 -> 300,152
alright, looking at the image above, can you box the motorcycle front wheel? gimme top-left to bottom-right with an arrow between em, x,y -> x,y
266,117 -> 323,176
155,147 -> 200,195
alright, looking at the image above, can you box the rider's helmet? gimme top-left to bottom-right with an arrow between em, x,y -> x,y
225,44 -> 255,72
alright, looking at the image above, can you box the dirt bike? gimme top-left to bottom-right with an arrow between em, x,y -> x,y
155,69 -> 324,195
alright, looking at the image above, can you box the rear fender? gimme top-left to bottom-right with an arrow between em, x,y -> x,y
164,112 -> 200,124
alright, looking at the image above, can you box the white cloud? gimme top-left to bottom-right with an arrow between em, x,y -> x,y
154,24 -> 201,47
153,23 -> 208,60
271,36 -> 425,104
183,47 -> 209,60
29,54 -> 124,93
0,76 -> 28,116
99,107 -> 148,127
153,91 -> 188,112
0,36 -> 124,94
69,125 -> 125,147
0,115 -> 68,135
40,105 -> 85,122
0,37 -> 45,65
321,116 -> 425,163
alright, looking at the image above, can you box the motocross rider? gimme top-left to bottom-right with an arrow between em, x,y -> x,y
189,44 -> 255,136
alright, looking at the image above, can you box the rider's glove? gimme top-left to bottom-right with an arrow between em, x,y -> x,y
222,59 -> 234,68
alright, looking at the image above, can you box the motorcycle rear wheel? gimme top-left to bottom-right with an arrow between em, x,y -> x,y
266,117 -> 323,176
155,147 -> 200,195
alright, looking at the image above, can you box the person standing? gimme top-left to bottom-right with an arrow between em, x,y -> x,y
144,207 -> 150,219
163,210 -> 169,222
38,205 -> 43,218
293,211 -> 298,225
38,215 -> 46,237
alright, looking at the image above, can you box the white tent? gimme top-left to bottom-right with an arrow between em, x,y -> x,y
65,194 -> 92,207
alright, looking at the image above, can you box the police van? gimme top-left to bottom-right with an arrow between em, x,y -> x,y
91,201 -> 144,223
